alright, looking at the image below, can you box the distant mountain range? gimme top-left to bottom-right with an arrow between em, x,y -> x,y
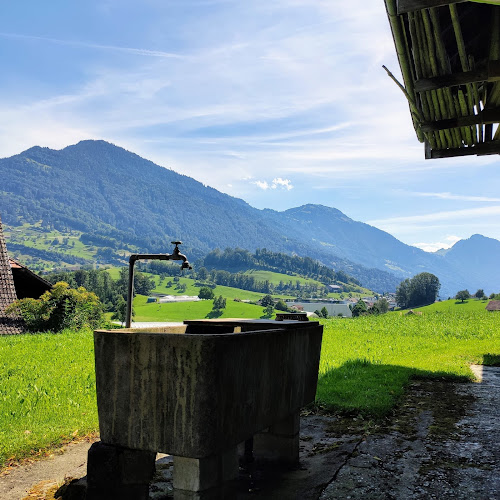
1,140 -> 498,296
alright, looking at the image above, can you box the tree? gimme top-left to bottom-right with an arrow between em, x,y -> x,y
320,306 -> 329,319
396,273 -> 440,308
474,289 -> 485,299
198,287 -> 215,300
7,282 -> 103,332
371,298 -> 389,314
134,272 -> 156,296
111,296 -> 133,325
351,299 -> 368,317
455,290 -> 470,303
213,295 -> 226,310
275,299 -> 289,312
395,279 -> 410,309
197,267 -> 209,281
261,294 -> 274,307
263,304 -> 274,318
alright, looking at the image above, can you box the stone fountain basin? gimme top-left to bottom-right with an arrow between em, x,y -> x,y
94,320 -> 323,459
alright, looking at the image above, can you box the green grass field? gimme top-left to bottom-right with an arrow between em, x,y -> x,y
243,269 -> 324,286
1,307 -> 499,470
0,329 -> 98,468
413,298 -> 490,313
133,294 -> 270,322
316,308 -> 500,416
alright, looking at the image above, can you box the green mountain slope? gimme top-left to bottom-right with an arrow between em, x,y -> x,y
0,140 -> 399,292
2,139 -> 498,296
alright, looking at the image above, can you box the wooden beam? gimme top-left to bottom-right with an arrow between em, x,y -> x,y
427,142 -> 500,158
414,61 -> 500,92
397,0 -> 465,14
426,140 -> 500,158
420,108 -> 500,132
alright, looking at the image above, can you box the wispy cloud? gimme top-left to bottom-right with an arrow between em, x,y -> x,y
2,0 -> 500,245
0,32 -> 183,58
368,206 -> 500,226
410,192 -> 500,203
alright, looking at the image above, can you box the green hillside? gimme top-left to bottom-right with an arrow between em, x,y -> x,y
412,298 -> 491,313
133,295 -> 269,322
0,140 -> 402,292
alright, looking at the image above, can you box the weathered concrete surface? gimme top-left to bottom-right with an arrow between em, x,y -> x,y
148,366 -> 500,499
320,366 -> 500,500
94,322 -> 322,458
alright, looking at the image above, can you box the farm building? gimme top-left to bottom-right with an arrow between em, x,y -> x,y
9,258 -> 52,300
384,0 -> 500,158
290,301 -> 353,318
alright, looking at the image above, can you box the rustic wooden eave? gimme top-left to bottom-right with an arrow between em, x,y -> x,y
384,0 -> 500,158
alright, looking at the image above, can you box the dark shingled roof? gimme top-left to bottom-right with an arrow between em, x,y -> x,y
0,215 -> 25,334
486,300 -> 500,311
9,258 -> 52,299
384,0 -> 500,159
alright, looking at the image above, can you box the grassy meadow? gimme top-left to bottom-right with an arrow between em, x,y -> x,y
133,294 -> 271,322
1,302 -> 499,470
0,329 -> 98,468
316,305 -> 500,416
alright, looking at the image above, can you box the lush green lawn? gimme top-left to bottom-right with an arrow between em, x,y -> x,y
0,329 -> 98,468
133,294 -> 270,322
316,309 -> 500,416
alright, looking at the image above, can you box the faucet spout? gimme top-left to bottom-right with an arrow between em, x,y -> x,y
125,241 -> 192,327
169,241 -> 192,268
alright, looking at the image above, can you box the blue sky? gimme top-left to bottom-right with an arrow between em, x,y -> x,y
1,0 -> 499,252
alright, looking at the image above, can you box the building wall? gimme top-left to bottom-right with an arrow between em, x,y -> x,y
291,302 -> 352,318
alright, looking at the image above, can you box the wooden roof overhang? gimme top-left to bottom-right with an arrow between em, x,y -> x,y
384,0 -> 500,158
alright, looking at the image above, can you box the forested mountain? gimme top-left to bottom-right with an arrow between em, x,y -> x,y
200,248 -> 361,285
1,140 -> 499,296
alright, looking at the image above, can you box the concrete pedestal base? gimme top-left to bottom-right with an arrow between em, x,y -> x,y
86,441 -> 156,500
173,447 -> 239,492
253,412 -> 300,463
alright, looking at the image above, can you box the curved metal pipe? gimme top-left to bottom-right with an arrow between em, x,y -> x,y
125,242 -> 192,328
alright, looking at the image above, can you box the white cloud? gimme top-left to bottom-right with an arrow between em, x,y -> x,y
412,235 -> 462,253
272,178 -> 293,190
254,180 -> 270,190
253,178 -> 293,191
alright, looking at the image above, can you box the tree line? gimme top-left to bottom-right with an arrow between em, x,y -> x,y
45,268 -> 155,313
200,248 -> 361,286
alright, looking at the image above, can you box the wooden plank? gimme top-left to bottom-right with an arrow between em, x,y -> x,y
420,108 -> 500,132
427,140 -> 500,158
414,61 -> 500,91
397,0 -> 465,14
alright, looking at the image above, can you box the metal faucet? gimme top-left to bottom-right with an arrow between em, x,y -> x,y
125,241 -> 192,328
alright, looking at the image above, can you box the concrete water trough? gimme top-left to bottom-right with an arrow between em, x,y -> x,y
88,319 -> 323,497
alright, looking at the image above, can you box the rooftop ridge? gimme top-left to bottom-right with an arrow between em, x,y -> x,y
0,215 -> 25,334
